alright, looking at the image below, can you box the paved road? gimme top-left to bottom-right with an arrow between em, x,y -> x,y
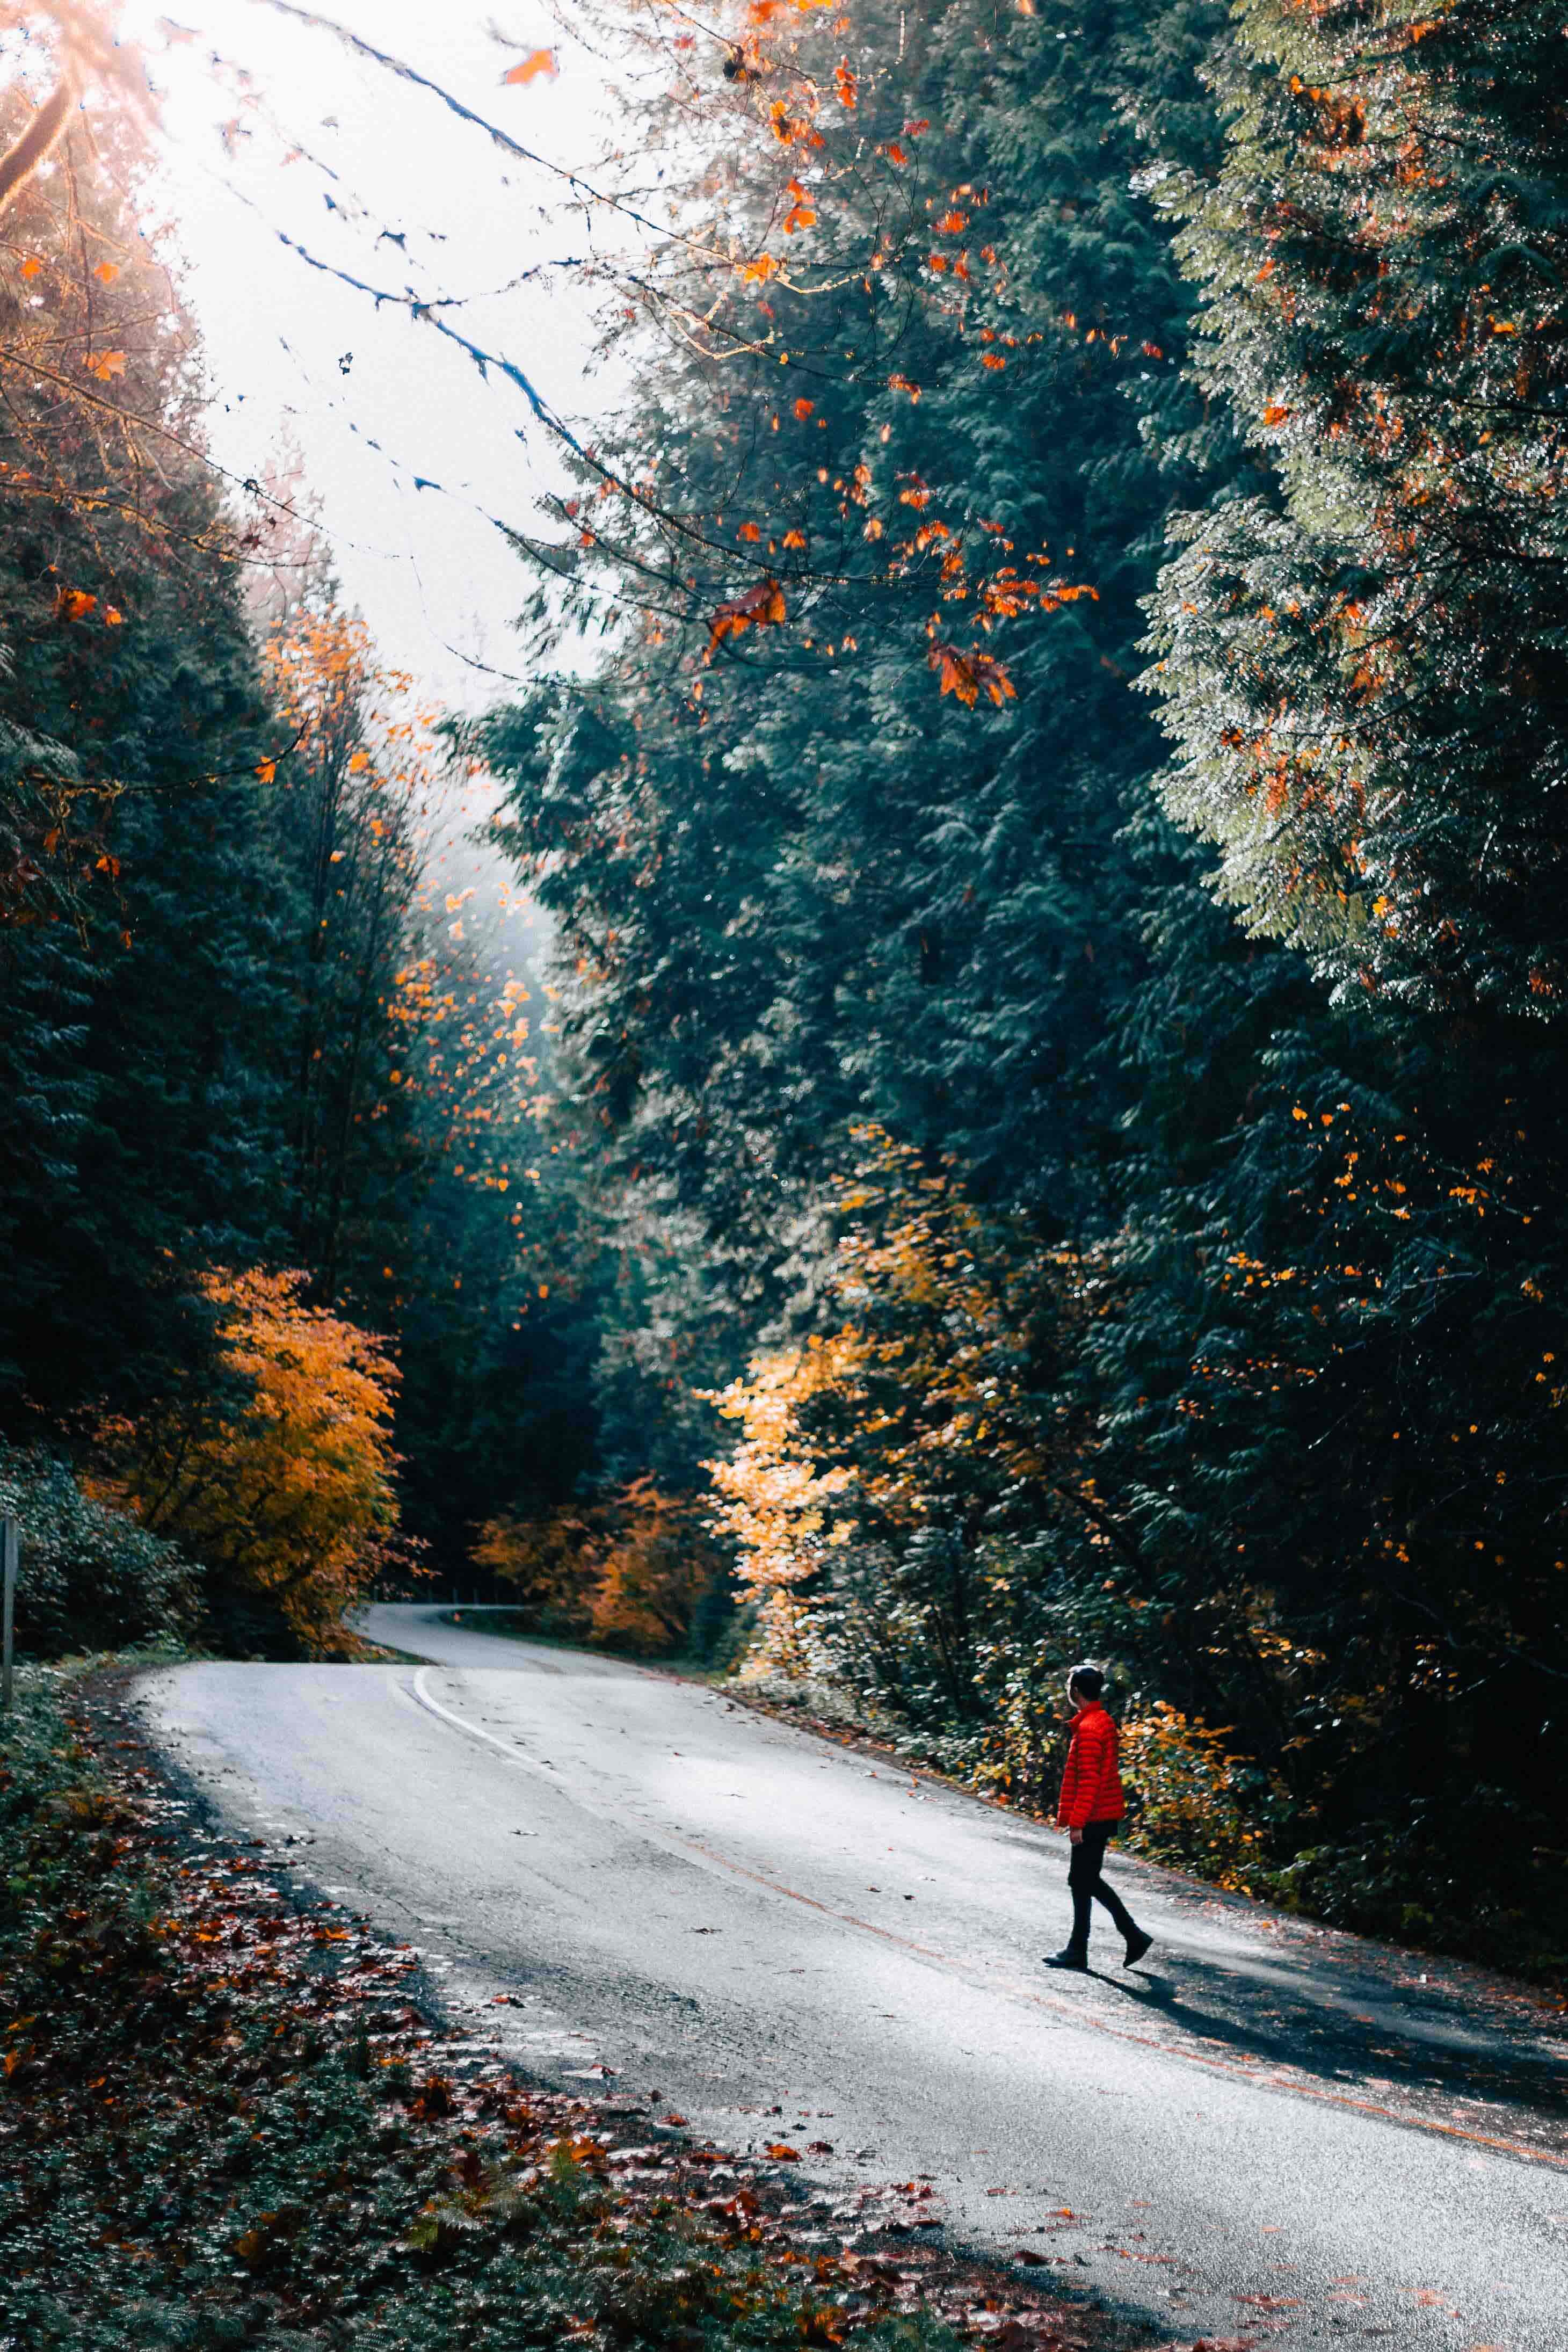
135,1606 -> 1568,2349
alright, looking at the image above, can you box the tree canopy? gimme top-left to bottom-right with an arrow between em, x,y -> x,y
1,0 -> 1563,1977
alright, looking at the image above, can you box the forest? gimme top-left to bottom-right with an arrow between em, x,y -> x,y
2,0 -> 1564,1983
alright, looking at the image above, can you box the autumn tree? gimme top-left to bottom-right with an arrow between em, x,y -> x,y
477,1476 -> 727,1657
105,1267 -> 401,1655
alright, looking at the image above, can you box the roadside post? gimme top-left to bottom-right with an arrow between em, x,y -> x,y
2,1512 -> 16,1712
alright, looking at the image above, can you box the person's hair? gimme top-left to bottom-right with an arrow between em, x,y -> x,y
1066,1661 -> 1105,1701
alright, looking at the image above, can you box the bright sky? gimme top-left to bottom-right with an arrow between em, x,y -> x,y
120,0 -> 629,707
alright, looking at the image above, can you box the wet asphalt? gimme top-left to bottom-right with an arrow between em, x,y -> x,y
133,1606 -> 1568,2349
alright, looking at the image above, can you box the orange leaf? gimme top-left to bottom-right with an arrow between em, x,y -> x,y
55,588 -> 97,621
103,605 -> 123,626
707,576 -> 787,654
83,351 -> 126,380
93,261 -> 120,284
930,643 -> 1016,708
19,256 -> 41,280
935,209 -> 968,234
834,59 -> 857,107
255,759 -> 277,783
782,177 -> 817,234
737,521 -> 762,542
743,252 -> 780,284
1262,403 -> 1292,426
348,749 -> 371,771
981,352 -> 1006,370
793,397 -> 815,420
765,2143 -> 801,2161
782,526 -> 807,549
503,49 -> 557,84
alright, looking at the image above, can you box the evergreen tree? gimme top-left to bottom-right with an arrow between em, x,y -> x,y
0,99 -> 302,1417
1147,0 -> 1568,1025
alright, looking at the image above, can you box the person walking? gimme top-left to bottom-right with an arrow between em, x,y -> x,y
1043,1663 -> 1152,1972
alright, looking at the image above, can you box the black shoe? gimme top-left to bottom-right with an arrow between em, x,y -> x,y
1043,1947 -> 1088,1971
1123,1928 -> 1152,1969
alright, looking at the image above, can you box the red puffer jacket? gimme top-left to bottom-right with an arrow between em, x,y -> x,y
1056,1701 -> 1125,1830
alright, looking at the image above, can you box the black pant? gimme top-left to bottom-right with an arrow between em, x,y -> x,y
1068,1818 -> 1137,1953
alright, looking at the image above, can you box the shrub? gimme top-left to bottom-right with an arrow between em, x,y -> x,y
1259,1789 -> 1568,1979
0,1445 -> 193,1659
1117,1702 -> 1284,1890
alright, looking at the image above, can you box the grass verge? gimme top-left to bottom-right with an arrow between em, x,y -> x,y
0,1663 -> 1143,2352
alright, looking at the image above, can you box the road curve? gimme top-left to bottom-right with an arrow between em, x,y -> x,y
134,1606 -> 1568,2350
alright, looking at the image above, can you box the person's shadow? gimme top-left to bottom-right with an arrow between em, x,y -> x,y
1073,1949 -> 1568,2126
